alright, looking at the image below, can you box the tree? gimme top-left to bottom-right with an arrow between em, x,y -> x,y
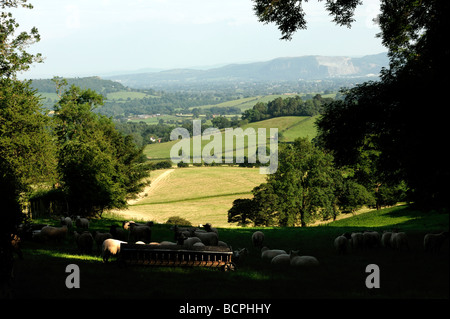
53,83 -> 150,217
254,0 -> 450,209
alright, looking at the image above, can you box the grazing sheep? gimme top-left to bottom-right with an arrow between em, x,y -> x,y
109,225 -> 127,241
351,232 -> 364,250
60,216 -> 73,228
73,231 -> 94,254
363,231 -> 380,249
334,235 -> 350,255
252,231 -> 264,249
102,238 -> 127,263
290,251 -> 319,267
182,236 -> 202,248
75,216 -> 89,229
232,248 -> 248,265
40,225 -> 68,243
390,232 -> 409,251
128,222 -> 152,243
261,247 -> 287,261
271,253 -> 290,265
424,232 -> 449,253
93,231 -> 113,251
381,231 -> 392,248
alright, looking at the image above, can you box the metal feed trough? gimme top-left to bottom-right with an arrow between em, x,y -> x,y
118,243 -> 236,271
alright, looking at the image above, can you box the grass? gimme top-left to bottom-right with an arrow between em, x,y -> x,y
111,166 -> 266,227
11,204 -> 449,301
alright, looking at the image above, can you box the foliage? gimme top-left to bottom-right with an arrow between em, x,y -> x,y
53,83 -> 150,217
165,216 -> 192,227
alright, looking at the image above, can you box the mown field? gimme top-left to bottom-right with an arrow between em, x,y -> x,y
11,205 -> 449,303
111,166 -> 267,227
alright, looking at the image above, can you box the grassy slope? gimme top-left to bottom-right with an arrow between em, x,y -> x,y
13,205 -> 449,300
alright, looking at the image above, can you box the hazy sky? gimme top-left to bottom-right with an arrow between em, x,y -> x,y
13,0 -> 386,79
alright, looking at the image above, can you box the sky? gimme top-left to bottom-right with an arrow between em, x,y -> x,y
12,0 -> 386,79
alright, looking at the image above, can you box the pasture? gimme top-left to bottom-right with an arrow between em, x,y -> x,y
10,205 -> 449,302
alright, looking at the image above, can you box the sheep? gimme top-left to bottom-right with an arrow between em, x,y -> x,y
93,231 -> 113,251
334,234 -> 350,255
128,222 -> 152,243
390,232 -> 409,251
424,231 -> 449,253
122,221 -> 135,230
203,223 -> 218,235
381,231 -> 392,248
252,231 -> 264,249
75,216 -> 89,229
261,247 -> 287,261
109,225 -> 127,241
193,242 -> 205,247
218,241 -> 228,248
232,248 -> 249,265
189,229 -> 219,246
290,251 -> 319,267
271,253 -> 290,266
102,238 -> 127,263
182,236 -> 202,249
363,231 -> 380,249
160,241 -> 177,245
40,225 -> 68,243
351,232 -> 364,250
60,216 -> 73,228
73,231 -> 94,254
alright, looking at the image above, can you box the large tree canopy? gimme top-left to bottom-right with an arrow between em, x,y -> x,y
254,0 -> 450,209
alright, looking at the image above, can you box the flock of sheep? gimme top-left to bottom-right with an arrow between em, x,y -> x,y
333,229 -> 449,255
17,216 -> 449,270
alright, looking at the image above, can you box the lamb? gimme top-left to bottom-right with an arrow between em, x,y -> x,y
40,225 -> 68,243
424,231 -> 448,253
102,238 -> 127,263
75,216 -> 89,229
261,247 -> 287,261
73,231 -> 94,254
93,231 -> 112,251
60,216 -> 73,228
290,251 -> 319,267
334,234 -> 350,255
351,232 -> 364,250
252,231 -> 264,249
128,222 -> 152,243
381,231 -> 392,248
390,232 -> 409,251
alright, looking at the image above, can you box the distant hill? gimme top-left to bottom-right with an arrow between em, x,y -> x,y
106,53 -> 388,88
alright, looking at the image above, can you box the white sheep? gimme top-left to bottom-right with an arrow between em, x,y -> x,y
334,235 -> 349,255
73,231 -> 94,254
261,247 -> 287,261
390,232 -> 409,250
160,241 -> 177,245
182,236 -> 202,248
102,238 -> 127,263
424,232 -> 448,253
351,232 -> 363,250
252,231 -> 264,248
270,253 -> 290,265
381,231 -> 392,248
290,251 -> 319,267
218,241 -> 228,247
75,216 -> 89,229
190,230 -> 219,246
193,242 -> 205,247
40,225 -> 68,243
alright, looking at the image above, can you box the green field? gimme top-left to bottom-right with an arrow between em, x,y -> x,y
143,115 -> 319,161
112,166 -> 267,227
